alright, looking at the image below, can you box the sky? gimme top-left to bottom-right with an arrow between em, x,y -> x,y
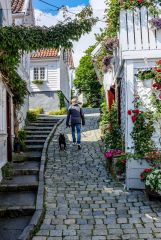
33,0 -> 106,67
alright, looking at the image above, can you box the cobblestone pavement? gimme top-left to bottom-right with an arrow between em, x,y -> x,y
33,113 -> 161,240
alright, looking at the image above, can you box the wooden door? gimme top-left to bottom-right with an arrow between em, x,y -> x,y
6,92 -> 12,162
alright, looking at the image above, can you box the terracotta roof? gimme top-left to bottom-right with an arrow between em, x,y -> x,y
11,0 -> 25,14
31,49 -> 59,59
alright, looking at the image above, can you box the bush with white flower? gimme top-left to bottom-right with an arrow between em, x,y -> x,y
145,169 -> 161,194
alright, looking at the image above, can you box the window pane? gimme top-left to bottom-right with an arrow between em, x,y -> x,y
34,68 -> 39,80
40,67 -> 45,80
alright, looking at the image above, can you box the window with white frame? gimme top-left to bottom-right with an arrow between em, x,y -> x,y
33,67 -> 46,80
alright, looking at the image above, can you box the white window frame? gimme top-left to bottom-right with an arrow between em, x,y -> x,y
33,66 -> 47,81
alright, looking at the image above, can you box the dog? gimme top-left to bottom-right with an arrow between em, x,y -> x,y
59,133 -> 66,151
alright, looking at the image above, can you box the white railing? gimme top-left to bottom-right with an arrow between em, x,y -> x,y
120,7 -> 161,51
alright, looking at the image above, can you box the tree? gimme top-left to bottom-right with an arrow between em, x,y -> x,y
74,46 -> 102,107
0,6 -> 97,107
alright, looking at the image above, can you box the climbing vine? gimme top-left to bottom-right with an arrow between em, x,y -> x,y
0,6 -> 97,107
57,91 -> 66,109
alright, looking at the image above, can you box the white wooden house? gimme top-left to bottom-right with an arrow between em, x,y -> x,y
11,0 -> 35,128
96,7 -> 161,189
0,0 -> 13,181
29,49 -> 74,112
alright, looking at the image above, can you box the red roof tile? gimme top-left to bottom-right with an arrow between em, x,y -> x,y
11,0 -> 25,14
31,49 -> 59,59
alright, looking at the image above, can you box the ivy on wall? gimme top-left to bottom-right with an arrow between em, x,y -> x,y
57,91 -> 66,109
0,6 -> 97,108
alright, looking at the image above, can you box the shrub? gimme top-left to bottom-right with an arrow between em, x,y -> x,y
145,169 -> 161,193
2,162 -> 13,180
18,129 -> 26,150
48,107 -> 67,115
32,107 -> 44,114
27,107 -> 44,122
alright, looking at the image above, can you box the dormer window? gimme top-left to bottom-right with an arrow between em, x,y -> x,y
33,67 -> 46,80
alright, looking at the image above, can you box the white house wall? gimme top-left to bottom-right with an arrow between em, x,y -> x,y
0,78 -> 7,181
30,59 -> 60,92
60,55 -> 71,102
0,0 -> 12,25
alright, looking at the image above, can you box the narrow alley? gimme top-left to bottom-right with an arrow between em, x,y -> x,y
33,111 -> 161,240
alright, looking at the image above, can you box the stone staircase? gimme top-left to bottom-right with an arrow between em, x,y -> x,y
0,116 -> 59,240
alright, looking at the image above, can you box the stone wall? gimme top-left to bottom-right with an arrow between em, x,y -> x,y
29,91 -> 60,113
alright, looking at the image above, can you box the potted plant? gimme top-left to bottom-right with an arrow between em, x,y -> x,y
114,156 -> 126,181
137,69 -> 155,88
32,80 -> 44,85
145,169 -> 161,200
104,149 -> 124,174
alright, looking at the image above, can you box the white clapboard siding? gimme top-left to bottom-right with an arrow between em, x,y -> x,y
134,8 -> 142,50
120,10 -> 128,51
119,7 -> 161,52
30,61 -> 60,92
127,10 -> 135,50
0,81 -> 7,133
140,7 -> 149,50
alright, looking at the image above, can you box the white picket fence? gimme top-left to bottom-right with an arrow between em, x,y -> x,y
120,7 -> 161,51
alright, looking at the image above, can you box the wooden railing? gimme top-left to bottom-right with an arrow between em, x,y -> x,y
120,7 -> 161,51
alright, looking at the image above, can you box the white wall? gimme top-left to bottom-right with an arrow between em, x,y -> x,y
30,58 -> 60,92
0,78 -> 7,181
0,1 -> 13,181
0,0 -> 12,26
60,53 -> 71,102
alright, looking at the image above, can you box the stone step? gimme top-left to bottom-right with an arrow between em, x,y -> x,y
0,175 -> 38,191
0,191 -> 36,217
28,123 -> 55,127
25,139 -> 45,145
25,130 -> 51,135
25,126 -> 53,131
26,135 -> 48,140
0,216 -> 32,240
13,152 -> 42,162
25,145 -> 44,152
13,161 -> 40,176
36,120 -> 58,123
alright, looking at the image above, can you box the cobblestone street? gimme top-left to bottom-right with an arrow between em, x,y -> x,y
33,112 -> 161,240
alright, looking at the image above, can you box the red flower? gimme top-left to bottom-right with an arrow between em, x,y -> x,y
157,60 -> 161,65
156,68 -> 161,72
128,110 -> 132,115
138,0 -> 143,2
132,109 -> 140,114
132,116 -> 137,122
140,176 -> 145,180
121,160 -> 126,165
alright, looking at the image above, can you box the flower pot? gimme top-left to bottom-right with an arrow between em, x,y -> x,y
105,157 -> 113,172
145,186 -> 161,201
143,79 -> 153,88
